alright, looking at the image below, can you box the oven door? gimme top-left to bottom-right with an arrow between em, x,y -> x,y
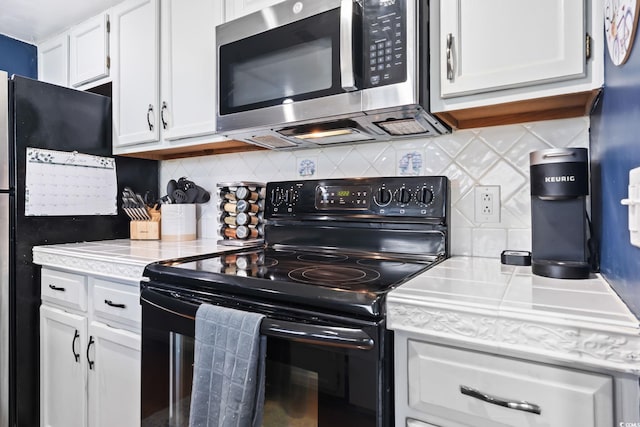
216,0 -> 364,133
140,285 -> 392,427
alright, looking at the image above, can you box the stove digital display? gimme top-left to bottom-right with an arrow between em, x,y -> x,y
316,185 -> 371,210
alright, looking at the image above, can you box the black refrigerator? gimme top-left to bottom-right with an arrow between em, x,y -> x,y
0,71 -> 159,427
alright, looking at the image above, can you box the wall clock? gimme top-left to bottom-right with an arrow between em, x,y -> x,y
605,0 -> 640,65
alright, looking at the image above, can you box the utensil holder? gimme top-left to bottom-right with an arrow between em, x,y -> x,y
130,207 -> 161,240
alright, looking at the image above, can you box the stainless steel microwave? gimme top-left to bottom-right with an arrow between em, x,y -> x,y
216,0 -> 450,149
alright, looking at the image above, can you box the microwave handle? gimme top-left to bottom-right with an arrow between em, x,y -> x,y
340,0 -> 357,91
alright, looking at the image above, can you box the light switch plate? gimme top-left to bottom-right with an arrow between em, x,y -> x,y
621,166 -> 640,248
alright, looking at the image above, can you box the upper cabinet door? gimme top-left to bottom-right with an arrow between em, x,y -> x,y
38,33 -> 69,87
69,13 -> 110,88
440,0 -> 586,98
160,0 -> 218,141
111,0 -> 160,147
224,0 -> 284,22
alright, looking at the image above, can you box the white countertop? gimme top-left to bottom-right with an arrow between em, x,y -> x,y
32,239 -> 236,283
387,256 -> 640,374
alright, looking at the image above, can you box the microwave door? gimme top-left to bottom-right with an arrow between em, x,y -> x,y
216,0 -> 363,134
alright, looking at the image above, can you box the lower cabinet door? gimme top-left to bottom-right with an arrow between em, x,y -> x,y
87,321 -> 141,427
40,305 -> 87,427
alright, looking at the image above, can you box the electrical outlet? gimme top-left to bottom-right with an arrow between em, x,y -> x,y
475,185 -> 501,223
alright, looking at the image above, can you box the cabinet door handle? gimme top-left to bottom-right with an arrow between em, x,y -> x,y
71,329 -> 80,363
160,101 -> 168,129
446,33 -> 454,81
48,284 -> 65,292
104,299 -> 126,309
460,385 -> 541,415
86,336 -> 95,370
146,104 -> 154,131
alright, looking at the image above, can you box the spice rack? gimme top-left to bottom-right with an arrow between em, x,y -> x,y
217,181 -> 265,246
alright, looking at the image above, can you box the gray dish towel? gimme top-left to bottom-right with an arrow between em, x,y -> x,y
189,303 -> 266,427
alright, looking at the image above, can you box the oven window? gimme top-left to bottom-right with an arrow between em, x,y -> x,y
264,361 -> 319,427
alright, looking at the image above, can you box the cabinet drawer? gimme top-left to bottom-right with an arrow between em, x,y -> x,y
41,268 -> 87,311
91,279 -> 141,330
408,341 -> 613,427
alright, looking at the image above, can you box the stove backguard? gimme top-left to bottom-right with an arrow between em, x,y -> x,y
264,176 -> 450,260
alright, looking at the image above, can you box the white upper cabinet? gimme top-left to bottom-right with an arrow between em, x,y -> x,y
224,0 -> 284,22
38,12 -> 111,90
439,0 -> 586,98
112,0 -> 227,155
111,0 -> 160,147
159,0 -> 218,141
38,33 -> 69,87
430,0 -> 604,127
69,13 -> 110,88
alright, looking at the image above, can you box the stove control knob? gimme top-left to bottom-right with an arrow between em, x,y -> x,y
416,186 -> 433,205
374,187 -> 392,206
396,187 -> 412,204
284,188 -> 296,205
270,188 -> 283,206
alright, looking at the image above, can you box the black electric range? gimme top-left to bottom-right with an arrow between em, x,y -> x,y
143,176 -> 450,319
140,176 -> 450,427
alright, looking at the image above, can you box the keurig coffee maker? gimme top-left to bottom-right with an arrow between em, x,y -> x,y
529,148 -> 591,279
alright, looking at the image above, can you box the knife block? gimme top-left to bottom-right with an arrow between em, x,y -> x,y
130,208 -> 161,240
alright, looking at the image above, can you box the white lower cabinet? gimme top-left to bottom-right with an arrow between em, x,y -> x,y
39,268 -> 140,427
40,305 -> 87,427
397,339 -> 614,427
87,321 -> 141,427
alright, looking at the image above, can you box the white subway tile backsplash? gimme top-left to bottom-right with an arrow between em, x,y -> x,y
161,117 -> 590,257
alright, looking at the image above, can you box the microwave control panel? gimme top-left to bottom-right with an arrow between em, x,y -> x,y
363,0 -> 407,88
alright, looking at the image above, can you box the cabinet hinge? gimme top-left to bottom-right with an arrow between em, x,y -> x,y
106,55 -> 111,69
106,17 -> 111,34
586,33 -> 591,61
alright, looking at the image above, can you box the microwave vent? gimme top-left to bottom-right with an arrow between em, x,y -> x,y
376,118 -> 432,136
249,135 -> 298,149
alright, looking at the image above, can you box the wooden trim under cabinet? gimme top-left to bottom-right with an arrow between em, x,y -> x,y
435,89 -> 602,130
117,139 -> 268,161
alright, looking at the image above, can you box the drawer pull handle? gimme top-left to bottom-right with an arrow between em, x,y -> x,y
104,299 -> 126,309
48,284 -> 66,292
71,329 -> 80,363
460,385 -> 541,415
87,336 -> 95,370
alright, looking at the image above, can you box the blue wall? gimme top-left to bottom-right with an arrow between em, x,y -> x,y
0,34 -> 37,78
590,40 -> 640,316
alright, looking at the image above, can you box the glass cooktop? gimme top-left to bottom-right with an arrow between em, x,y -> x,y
145,247 -> 440,318
176,247 -> 435,291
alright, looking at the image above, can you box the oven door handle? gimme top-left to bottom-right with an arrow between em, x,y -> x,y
261,319 -> 374,350
141,288 -> 374,350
